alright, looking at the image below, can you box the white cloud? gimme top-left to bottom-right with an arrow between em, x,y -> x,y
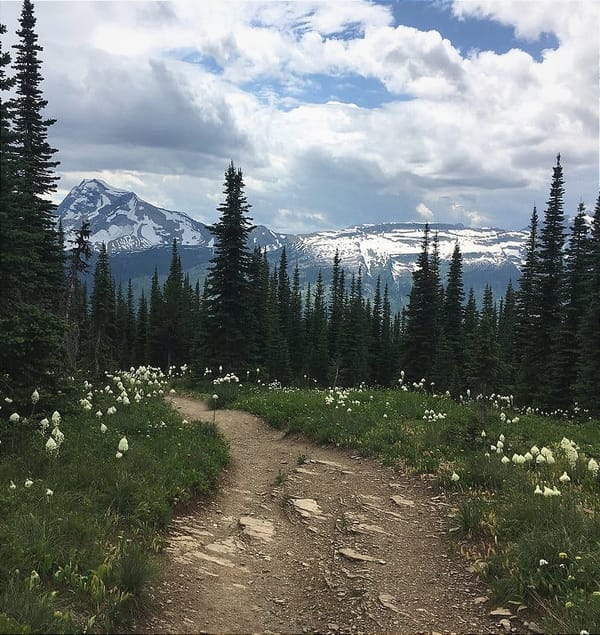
1,0 -> 597,231
416,203 -> 434,220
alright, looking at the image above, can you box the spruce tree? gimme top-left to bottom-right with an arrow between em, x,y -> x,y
288,265 -> 305,380
467,285 -> 498,401
163,239 -> 184,368
562,204 -> 590,395
0,7 -> 65,388
89,244 -> 115,374
148,268 -> 165,368
135,289 -> 149,366
497,280 -> 517,392
535,155 -> 567,408
435,242 -> 464,393
204,162 -> 254,372
515,206 -> 540,403
575,193 -> 600,412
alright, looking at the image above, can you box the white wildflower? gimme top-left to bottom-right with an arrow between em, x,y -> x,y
45,437 -> 58,454
31,389 -> 39,404
539,559 -> 548,566
451,471 -> 460,482
501,456 -> 510,464
588,458 -> 599,475
96,410 -> 103,418
536,454 -> 546,464
9,413 -> 20,423
118,436 -> 129,452
24,478 -> 33,488
9,480 -> 16,491
100,423 -> 108,434
559,472 -> 571,483
534,485 -> 543,495
115,451 -> 123,459
530,445 -> 540,456
45,488 -> 53,497
523,452 -> 533,462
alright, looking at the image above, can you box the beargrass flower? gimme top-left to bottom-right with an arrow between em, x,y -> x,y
559,472 -> 571,483
524,452 -> 533,462
481,430 -> 486,438
588,458 -> 599,475
100,423 -> 107,433
559,552 -> 568,559
107,406 -> 116,415
31,389 -> 39,404
534,485 -> 543,495
543,486 -> 554,497
536,454 -> 546,464
96,410 -> 103,418
24,478 -> 33,488
51,411 -> 61,425
115,451 -> 123,459
118,437 -> 128,452
501,456 -> 510,464
212,394 -> 219,400
46,488 -> 53,498
9,480 -> 16,491
451,471 -> 460,482
45,437 -> 58,454
499,434 -> 505,442
9,413 -> 19,423
539,559 -> 548,566
531,445 -> 540,456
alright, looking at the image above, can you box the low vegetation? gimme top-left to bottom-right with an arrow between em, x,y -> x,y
231,382 -> 600,634
0,366 -> 229,633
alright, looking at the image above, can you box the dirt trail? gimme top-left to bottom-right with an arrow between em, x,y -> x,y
132,395 -> 505,634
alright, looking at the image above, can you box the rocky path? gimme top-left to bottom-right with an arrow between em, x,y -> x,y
131,396 -> 507,634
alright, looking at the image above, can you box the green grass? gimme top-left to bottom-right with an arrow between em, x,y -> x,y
229,384 -> 600,633
0,367 -> 229,633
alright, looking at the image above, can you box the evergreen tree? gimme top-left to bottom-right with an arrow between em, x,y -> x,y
148,267 -> 165,367
575,193 -> 600,412
135,289 -> 149,366
515,205 -> 540,403
0,7 -> 65,388
534,155 -> 567,408
435,242 -> 464,393
163,239 -> 184,368
309,271 -> 329,384
497,280 -> 517,392
204,162 -> 254,372
403,224 -> 440,383
89,243 -> 115,374
328,249 -> 344,377
288,265 -> 305,380
562,204 -> 590,395
467,285 -> 499,402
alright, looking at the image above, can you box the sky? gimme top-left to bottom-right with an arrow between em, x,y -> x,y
1,0 -> 598,233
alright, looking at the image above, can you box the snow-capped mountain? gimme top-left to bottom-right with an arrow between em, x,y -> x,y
57,179 -> 287,253
56,179 -> 529,306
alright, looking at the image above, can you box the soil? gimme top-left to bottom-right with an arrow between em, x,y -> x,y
130,396 -> 522,634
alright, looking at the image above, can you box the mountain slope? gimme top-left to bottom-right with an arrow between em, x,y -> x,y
56,179 -> 529,306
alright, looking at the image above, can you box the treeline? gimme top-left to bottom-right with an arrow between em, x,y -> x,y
1,3 -> 598,416
71,158 -> 599,415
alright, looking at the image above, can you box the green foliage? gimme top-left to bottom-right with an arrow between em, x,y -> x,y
0,368 -> 229,632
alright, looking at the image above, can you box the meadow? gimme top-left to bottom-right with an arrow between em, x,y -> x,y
0,367 -> 229,633
199,376 -> 600,634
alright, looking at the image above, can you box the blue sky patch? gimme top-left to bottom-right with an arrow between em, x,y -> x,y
384,0 -> 558,61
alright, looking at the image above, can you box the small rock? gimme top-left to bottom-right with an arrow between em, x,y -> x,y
490,607 -> 513,617
239,516 -> 275,541
338,547 -> 386,564
327,624 -> 339,632
291,498 -> 325,519
499,618 -> 511,632
390,495 -> 415,508
525,621 -> 544,634
473,596 -> 489,605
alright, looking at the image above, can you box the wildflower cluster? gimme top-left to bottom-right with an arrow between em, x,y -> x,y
213,373 -> 240,385
423,409 -> 446,422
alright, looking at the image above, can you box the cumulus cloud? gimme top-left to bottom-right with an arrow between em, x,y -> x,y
1,0 -> 596,231
416,203 -> 434,220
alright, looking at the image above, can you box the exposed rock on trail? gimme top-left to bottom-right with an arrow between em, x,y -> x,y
131,395 -> 503,634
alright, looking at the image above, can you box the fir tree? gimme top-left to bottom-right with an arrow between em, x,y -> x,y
163,239 -> 184,368
534,156 -> 567,407
204,162 -> 255,372
575,193 -> 600,411
89,243 -> 115,374
148,268 -> 165,367
288,265 -> 305,380
135,289 -> 149,366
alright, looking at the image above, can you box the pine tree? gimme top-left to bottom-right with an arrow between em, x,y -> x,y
328,249 -> 344,377
204,162 -> 255,372
497,280 -> 517,392
288,265 -> 305,380
309,271 -> 329,384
